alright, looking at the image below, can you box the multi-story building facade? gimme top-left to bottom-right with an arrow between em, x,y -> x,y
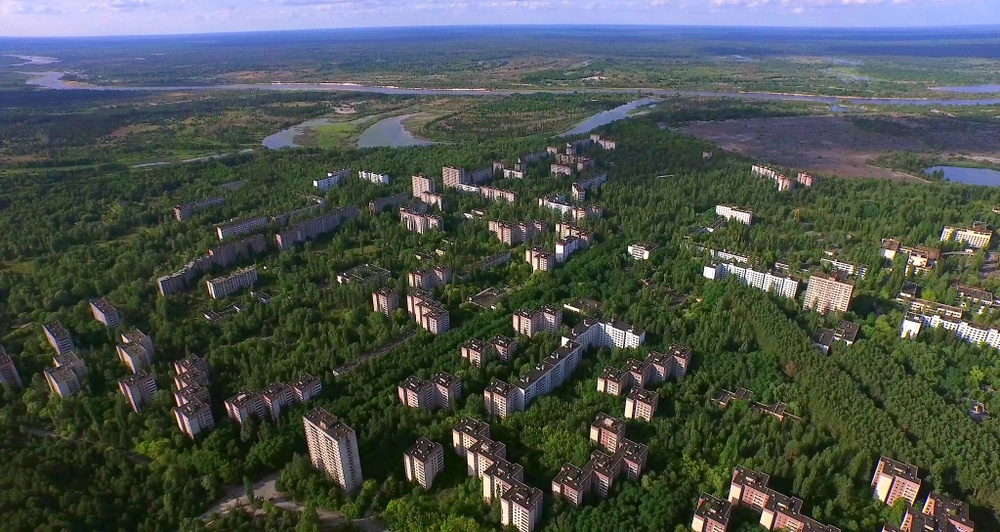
400,208 -> 443,234
45,365 -> 83,397
174,196 -> 224,221
116,342 -> 153,373
174,355 -> 209,382
590,413 -> 626,452
408,266 -> 453,290
715,204 -> 753,226
897,492 -> 975,532
491,335 -> 518,362
525,247 -> 554,272
555,236 -> 583,263
568,318 -> 645,350
797,172 -> 814,187
303,408 -> 363,492
489,219 -> 547,245
591,134 -> 617,150
483,459 -> 526,502
872,456 -> 921,507
729,466 -> 842,532
452,417 -> 491,457
901,312 -> 1000,349
467,438 -> 507,478
43,321 -> 75,355
290,374 -> 323,403
552,464 -> 593,507
597,366 -> 629,396
941,224 -> 992,250
369,193 -> 409,215
803,274 -> 854,315
118,372 -> 157,412
216,215 -> 269,241
314,168 -> 350,191
275,207 -> 360,251
260,382 -> 294,420
411,174 -> 436,198
358,170 -> 390,185
206,266 -> 258,299
625,387 -> 659,422
404,437 -> 445,490
372,287 -> 399,317
89,298 -> 122,328
627,242 -> 656,261
485,379 -> 520,419
0,346 -> 23,389
174,384 -> 210,407
703,262 -> 799,299
512,306 -> 563,338
500,484 -> 544,532
225,389 -> 265,425
174,400 -> 214,438
461,339 -> 493,367
729,466 -> 773,511
398,375 -> 435,409
433,371 -> 462,409
692,494 -> 734,532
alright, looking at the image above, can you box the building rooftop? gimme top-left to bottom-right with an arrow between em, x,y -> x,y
733,466 -> 771,489
175,399 -> 210,416
43,321 -> 70,338
118,341 -> 148,358
464,339 -> 490,352
624,358 -> 647,376
501,483 -> 541,507
600,366 -> 627,382
836,321 -> 860,343
121,327 -> 148,344
593,412 -> 625,434
469,437 -> 505,459
585,450 -> 618,477
764,489 -> 804,515
491,335 -> 516,348
290,373 -> 320,389
120,371 -> 153,387
616,439 -> 648,462
925,492 -> 974,527
405,437 -> 442,462
261,381 -> 288,398
695,494 -> 733,524
878,456 -> 920,482
812,328 -> 836,348
454,417 -> 490,438
400,375 -> 430,393
628,387 -> 658,404
90,298 -> 119,315
304,408 -> 354,439
484,458 -> 524,482
432,371 -> 459,388
553,463 -> 590,491
486,378 -> 517,397
227,389 -> 260,408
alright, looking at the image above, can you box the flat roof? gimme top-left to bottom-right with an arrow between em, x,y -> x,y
432,371 -> 459,387
878,456 -> 920,481
400,375 -> 430,393
593,412 -> 625,434
405,437 -> 442,462
733,466 -> 771,490
628,387 -> 658,404
454,417 -> 490,437
304,408 -> 355,439
695,494 -> 733,523
226,389 -> 260,408
90,298 -> 119,314
553,463 -> 591,490
43,321 -> 70,338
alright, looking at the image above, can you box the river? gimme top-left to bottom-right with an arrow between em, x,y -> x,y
560,98 -> 659,136
22,71 -> 1000,107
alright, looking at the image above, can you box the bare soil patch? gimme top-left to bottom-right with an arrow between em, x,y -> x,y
676,115 -> 1000,182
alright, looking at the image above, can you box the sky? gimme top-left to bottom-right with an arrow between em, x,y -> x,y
1,0 -> 998,37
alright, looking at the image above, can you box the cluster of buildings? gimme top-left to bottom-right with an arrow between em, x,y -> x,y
409,266 -> 453,290
811,321 -> 860,355
116,327 -> 155,373
406,289 -> 450,334
704,465 -> 842,532
313,169 -> 351,191
411,174 -> 444,210
552,413 -> 648,508
224,375 -> 322,425
703,262 -> 799,300
523,223 -> 593,272
397,372 -> 461,410
157,234 -> 268,296
715,204 -> 753,226
572,173 -> 607,202
495,149 -> 550,179
338,263 -> 391,286
216,215 -> 269,241
275,206 -> 360,251
207,265 -> 258,299
172,355 -> 214,438
443,165 -> 494,189
900,312 -> 1000,350
538,195 -> 603,222
596,345 -> 691,421
174,196 -> 224,221
882,239 -> 940,275
873,457 -> 975,532
489,219 -> 547,245
460,336 -> 518,367
750,164 -> 814,191
452,418 -> 543,532
400,205 -> 443,234
590,134 -> 617,150
940,222 -> 992,250
41,321 -> 86,398
304,408 -> 364,493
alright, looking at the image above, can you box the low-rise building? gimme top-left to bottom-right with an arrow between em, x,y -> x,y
627,242 -> 656,261
404,438 -> 445,490
207,266 -> 258,299
90,298 -> 122,328
715,204 -> 753,226
693,494 -> 733,532
118,372 -> 157,413
43,321 -> 75,356
174,400 -> 214,438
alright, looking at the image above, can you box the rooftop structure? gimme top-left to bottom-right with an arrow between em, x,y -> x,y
337,263 -> 391,285
303,408 -> 363,492
693,494 -> 734,532
372,287 -> 399,317
627,242 -> 657,261
0,347 -> 23,390
452,417 -> 491,457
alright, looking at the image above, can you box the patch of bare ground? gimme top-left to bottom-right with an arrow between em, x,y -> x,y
676,115 -> 1000,182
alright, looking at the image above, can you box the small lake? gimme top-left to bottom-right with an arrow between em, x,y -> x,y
560,98 -> 660,136
261,117 -> 340,149
930,85 -> 1000,94
925,166 -> 1000,186
357,115 -> 436,149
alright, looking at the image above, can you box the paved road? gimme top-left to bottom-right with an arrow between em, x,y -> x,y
203,472 -> 387,531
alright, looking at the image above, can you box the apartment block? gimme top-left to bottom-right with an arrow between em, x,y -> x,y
625,387 -> 659,421
552,463 -> 593,507
400,208 -> 443,234
452,417 -> 491,457
627,242 -> 656,261
590,413 -> 626,453
43,321 -> 75,355
275,207 -> 360,251
207,266 -> 258,299
314,168 -> 350,191
872,457 -> 921,507
555,236 -> 583,263
398,375 -> 435,409
0,346 -> 23,389
901,311 -> 1000,349
501,483 -> 544,532
692,494 -> 733,532
467,438 -> 507,478
442,166 -> 465,188
260,382 -> 294,420
89,298 -> 122,328
803,274 -> 854,315
729,466 -> 841,532
941,223 -> 992,250
290,374 -> 323,403
483,458 -> 526,502
525,247 -> 555,272
303,408 -> 363,492
337,263 -> 392,285
567,318 -> 645,350
571,172 -> 608,201
216,215 -> 268,241
489,219 -> 547,245
882,239 -> 940,274
174,196 -> 224,221
715,204 -> 753,226
118,372 -> 157,413
555,222 -> 594,245
404,438 -> 445,490
408,266 -> 453,290
461,339 -> 494,367
358,170 -> 390,185
432,371 -> 462,409
820,257 -> 868,279
591,134 -> 616,150
372,287 -> 399,317
729,466 -> 773,510
597,366 -> 629,396
116,342 -> 153,373
485,379 -> 520,419
369,193 -> 409,214
174,384 -> 210,407
411,174 -> 436,197
225,389 -> 265,425
45,365 -> 82,397
899,492 -> 975,532
491,335 -> 518,362
174,355 -> 209,381
174,400 -> 214,438
512,306 -> 563,338
797,172 -> 814,187
704,262 -> 799,299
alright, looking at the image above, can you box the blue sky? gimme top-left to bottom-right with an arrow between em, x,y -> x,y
1,0 -> 997,37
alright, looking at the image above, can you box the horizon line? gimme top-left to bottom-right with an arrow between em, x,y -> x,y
3,22 -> 1000,40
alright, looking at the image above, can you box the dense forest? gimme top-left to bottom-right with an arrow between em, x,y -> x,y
2,92 -> 1000,532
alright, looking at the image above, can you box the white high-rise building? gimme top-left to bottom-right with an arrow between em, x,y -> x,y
303,408 -> 364,492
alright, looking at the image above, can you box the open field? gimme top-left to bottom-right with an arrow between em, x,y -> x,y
676,114 -> 1000,181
